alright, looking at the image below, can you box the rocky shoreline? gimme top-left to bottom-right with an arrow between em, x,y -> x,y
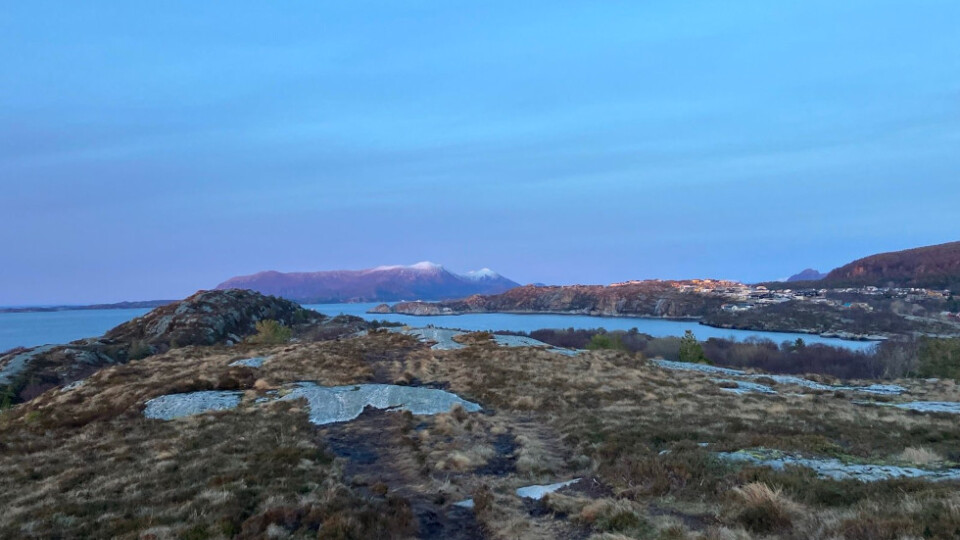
371,303 -> 893,342
0,289 -> 364,405
368,279 -> 951,342
703,321 -> 891,342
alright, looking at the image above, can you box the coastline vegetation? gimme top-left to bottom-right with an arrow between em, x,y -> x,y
499,328 -> 960,381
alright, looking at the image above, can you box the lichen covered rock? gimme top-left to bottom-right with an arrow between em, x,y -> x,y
105,289 -> 310,350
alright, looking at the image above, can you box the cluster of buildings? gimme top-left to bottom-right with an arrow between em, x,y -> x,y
708,283 -> 950,315
607,278 -> 955,316
831,286 -> 952,302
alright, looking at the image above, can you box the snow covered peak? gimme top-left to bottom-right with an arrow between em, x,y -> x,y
371,261 -> 445,273
463,268 -> 501,280
410,261 -> 443,271
366,262 -> 507,281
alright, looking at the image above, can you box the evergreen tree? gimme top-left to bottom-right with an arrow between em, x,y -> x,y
679,330 -> 709,364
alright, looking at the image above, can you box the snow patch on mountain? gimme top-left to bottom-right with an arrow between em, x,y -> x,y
370,261 -> 444,273
463,268 -> 501,280
369,262 -> 501,280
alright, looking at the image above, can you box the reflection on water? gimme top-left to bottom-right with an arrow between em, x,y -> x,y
305,302 -> 879,351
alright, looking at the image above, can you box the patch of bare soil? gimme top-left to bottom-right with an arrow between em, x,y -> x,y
319,406 -> 484,540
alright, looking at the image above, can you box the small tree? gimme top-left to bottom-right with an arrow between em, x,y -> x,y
679,330 -> 709,364
246,319 -> 292,345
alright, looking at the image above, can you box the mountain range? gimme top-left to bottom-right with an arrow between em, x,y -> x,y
215,262 -> 520,303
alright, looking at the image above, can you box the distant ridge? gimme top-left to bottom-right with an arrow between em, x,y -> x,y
0,299 -> 176,314
821,241 -> 960,290
216,262 -> 520,303
787,269 -> 827,282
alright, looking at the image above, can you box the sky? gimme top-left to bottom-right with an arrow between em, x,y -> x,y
1,1 -> 959,305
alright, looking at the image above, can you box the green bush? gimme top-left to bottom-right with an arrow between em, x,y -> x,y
586,333 -> 629,351
0,386 -> 13,410
127,341 -> 153,361
246,320 -> 292,345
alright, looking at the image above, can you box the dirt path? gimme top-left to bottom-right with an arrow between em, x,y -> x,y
319,407 -> 486,540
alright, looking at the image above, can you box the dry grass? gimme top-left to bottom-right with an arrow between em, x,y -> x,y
0,401 -> 416,538
899,446 -> 945,466
728,482 -> 797,533
578,498 -> 649,534
4,330 -> 960,538
393,339 -> 960,538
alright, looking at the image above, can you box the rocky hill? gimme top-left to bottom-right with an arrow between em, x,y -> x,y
374,281 -> 727,318
104,289 -> 308,349
821,241 -> 960,290
0,290 -> 328,404
4,322 -> 960,538
216,262 -> 520,303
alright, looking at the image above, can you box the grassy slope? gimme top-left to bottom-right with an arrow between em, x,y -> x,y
3,332 -> 960,538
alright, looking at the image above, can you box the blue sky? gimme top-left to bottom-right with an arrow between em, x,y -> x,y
1,1 -> 958,304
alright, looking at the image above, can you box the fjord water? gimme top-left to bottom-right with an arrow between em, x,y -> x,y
0,308 -> 152,352
305,303 -> 879,351
0,302 -> 877,353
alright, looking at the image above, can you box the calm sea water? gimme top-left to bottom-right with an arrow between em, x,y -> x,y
304,303 -> 879,351
0,302 -> 877,353
0,308 -> 152,352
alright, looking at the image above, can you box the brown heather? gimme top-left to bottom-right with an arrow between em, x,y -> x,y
3,330 -> 960,538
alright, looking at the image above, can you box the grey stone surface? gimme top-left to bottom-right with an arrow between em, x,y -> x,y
855,400 -> 960,414
652,359 -> 745,376
0,345 -> 56,385
61,379 -> 85,392
143,382 -> 481,425
714,378 -> 777,395
143,390 -> 243,420
515,478 -> 582,500
407,328 -> 466,350
719,449 -> 960,482
652,359 -> 906,396
391,326 -> 578,355
281,382 -> 482,426
229,356 -> 268,368
890,401 -> 960,414
453,478 -> 582,509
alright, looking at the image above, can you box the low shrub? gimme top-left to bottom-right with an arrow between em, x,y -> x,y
730,482 -> 795,533
578,499 -> 650,534
586,334 -> 629,351
245,320 -> 292,345
127,341 -> 153,361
